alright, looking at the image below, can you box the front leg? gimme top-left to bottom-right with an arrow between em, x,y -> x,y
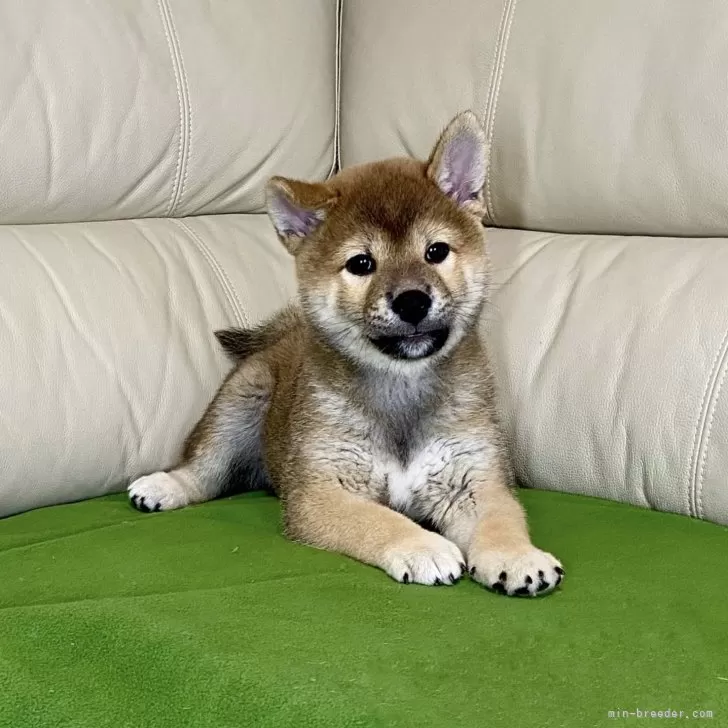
284,479 -> 465,586
433,456 -> 564,597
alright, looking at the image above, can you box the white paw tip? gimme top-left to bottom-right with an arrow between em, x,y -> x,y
128,472 -> 189,513
468,548 -> 564,597
386,533 -> 465,586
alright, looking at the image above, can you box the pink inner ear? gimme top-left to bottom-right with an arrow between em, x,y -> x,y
438,132 -> 484,205
272,193 -> 323,238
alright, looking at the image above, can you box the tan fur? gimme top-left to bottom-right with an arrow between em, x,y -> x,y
128,112 -> 564,595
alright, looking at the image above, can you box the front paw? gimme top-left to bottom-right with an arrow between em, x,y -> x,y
128,472 -> 190,513
468,547 -> 564,597
383,531 -> 465,586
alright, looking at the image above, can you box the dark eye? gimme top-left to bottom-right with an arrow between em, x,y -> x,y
345,253 -> 376,276
425,242 -> 450,264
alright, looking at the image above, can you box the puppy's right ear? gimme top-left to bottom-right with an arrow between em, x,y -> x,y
265,177 -> 338,255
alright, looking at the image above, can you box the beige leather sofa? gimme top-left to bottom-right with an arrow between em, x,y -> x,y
2,0 -> 727,529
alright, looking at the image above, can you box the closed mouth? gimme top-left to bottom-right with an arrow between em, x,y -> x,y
368,327 -> 450,359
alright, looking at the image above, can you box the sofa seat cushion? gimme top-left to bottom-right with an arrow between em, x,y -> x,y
1,489 -> 726,727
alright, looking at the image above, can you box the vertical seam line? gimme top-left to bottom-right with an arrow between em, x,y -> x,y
172,219 -> 249,329
158,0 -> 192,217
328,0 -> 343,178
689,330 -> 728,519
482,0 -> 518,227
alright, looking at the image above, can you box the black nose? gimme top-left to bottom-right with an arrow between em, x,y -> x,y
391,289 -> 432,325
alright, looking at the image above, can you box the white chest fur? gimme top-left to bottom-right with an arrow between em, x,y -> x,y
375,442 -> 451,513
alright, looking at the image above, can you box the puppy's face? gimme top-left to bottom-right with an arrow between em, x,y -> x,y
266,112 -> 489,370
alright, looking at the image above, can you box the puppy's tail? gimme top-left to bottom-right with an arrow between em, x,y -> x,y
215,305 -> 301,361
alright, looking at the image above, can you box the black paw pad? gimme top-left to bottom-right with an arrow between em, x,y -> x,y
514,585 -> 531,596
537,579 -> 551,592
449,573 -> 459,584
555,566 -> 565,576
402,572 -> 410,584
469,566 -> 477,576
525,575 -> 533,585
490,581 -> 507,595
498,571 -> 507,582
434,578 -> 443,586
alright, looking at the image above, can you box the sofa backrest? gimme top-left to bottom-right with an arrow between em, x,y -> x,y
341,0 -> 728,237
0,0 -> 338,225
5,0 -> 728,525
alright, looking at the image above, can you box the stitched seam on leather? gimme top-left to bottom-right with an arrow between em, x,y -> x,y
481,0 -> 509,187
483,0 -> 518,226
688,328 -> 728,516
328,0 -> 342,178
165,2 -> 192,215
173,219 -> 250,328
157,0 -> 191,217
691,330 -> 728,519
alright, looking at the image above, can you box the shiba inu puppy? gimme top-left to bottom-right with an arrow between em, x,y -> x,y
129,112 -> 564,596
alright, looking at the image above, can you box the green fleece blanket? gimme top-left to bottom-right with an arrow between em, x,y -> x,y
1,489 -> 726,728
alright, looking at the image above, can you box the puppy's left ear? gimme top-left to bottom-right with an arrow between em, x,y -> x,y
427,110 -> 487,217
